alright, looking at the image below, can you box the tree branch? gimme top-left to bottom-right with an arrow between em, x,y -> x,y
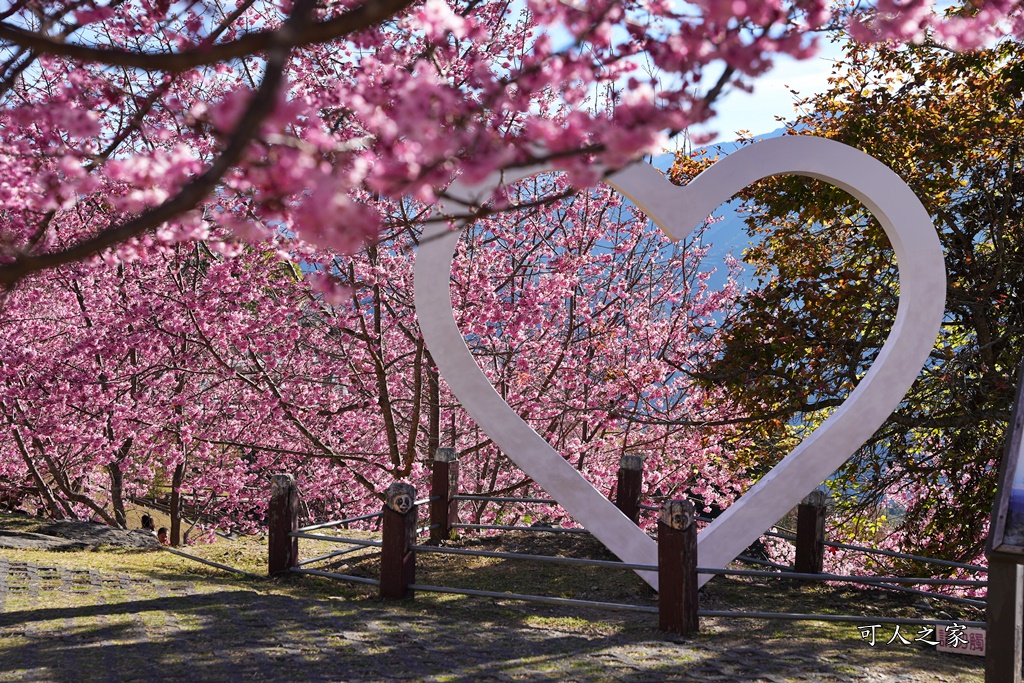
0,0 -> 313,289
0,0 -> 417,72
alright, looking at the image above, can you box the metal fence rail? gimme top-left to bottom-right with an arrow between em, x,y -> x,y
291,567 -> 381,586
289,532 -> 383,547
697,567 -> 986,587
298,502 -> 434,534
278,475 -> 990,632
737,555 -> 791,571
453,495 -> 558,504
410,544 -> 657,571
821,539 -> 988,573
297,544 -> 369,567
406,582 -> 658,613
697,611 -> 985,628
704,557 -> 983,606
753,528 -> 987,573
162,547 -> 260,578
647,504 -> 988,576
290,558 -> 985,627
453,523 -> 590,534
298,511 -> 383,533
858,581 -> 986,608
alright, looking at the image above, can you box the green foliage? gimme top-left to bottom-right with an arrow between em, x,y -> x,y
672,39 -> 1024,563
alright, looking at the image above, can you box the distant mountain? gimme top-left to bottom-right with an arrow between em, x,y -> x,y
645,127 -> 786,292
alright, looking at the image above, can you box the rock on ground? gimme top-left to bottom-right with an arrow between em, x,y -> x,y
0,517 -> 159,551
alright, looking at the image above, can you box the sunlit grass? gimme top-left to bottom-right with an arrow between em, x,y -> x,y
0,511 -> 987,682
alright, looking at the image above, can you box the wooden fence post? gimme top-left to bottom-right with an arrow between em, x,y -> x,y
985,362 -> 1024,681
615,454 -> 643,524
795,490 -> 828,574
658,499 -> 698,635
267,473 -> 299,577
985,556 -> 1023,683
430,447 -> 459,542
380,482 -> 418,600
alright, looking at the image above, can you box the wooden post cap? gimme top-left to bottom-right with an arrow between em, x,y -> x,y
270,473 -> 295,496
802,490 -> 828,507
386,482 -> 417,514
660,499 -> 696,530
434,447 -> 457,463
619,454 -> 643,471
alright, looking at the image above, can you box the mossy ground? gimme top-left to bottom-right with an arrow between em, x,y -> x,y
0,512 -> 986,682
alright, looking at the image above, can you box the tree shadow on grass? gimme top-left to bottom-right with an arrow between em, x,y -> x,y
0,582 -> 985,683
0,588 -> 644,682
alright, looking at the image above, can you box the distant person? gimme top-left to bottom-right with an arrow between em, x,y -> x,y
140,514 -> 156,535
157,527 -> 170,546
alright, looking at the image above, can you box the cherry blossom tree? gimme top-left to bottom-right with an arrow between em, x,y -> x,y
1,177 -> 753,540
671,38 -> 1024,579
0,0 -> 1021,291
3,0 -> 1023,549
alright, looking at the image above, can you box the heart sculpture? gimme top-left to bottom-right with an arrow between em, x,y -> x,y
414,136 -> 946,590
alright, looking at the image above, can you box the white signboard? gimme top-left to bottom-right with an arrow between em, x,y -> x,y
990,365 -> 1024,555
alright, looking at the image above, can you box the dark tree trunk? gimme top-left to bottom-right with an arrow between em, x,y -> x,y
106,462 -> 127,528
169,462 -> 185,546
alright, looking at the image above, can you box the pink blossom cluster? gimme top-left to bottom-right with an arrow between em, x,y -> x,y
0,176 -> 754,540
0,0 -> 1020,281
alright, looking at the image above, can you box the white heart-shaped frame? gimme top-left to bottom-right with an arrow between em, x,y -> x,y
414,136 -> 945,589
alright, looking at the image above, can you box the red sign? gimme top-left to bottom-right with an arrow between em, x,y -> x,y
936,625 -> 985,657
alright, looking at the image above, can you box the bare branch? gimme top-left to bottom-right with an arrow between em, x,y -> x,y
0,0 -> 314,289
0,0 -> 418,72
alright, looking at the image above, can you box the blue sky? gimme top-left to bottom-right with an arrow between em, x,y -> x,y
692,42 -> 844,146
642,43 -> 849,291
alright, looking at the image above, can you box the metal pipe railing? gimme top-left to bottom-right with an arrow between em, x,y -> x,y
636,496 -> 986,575
453,495 -> 557,504
406,583 -> 658,613
297,511 -> 383,532
291,567 -> 380,586
721,559 -> 986,606
855,581 -> 986,607
736,554 -> 791,571
410,544 -> 657,571
821,539 -> 988,573
697,567 -> 986,586
289,532 -> 383,547
162,547 -> 260,578
452,523 -> 589,534
697,611 -> 984,628
279,479 -> 991,627
297,544 -> 368,567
